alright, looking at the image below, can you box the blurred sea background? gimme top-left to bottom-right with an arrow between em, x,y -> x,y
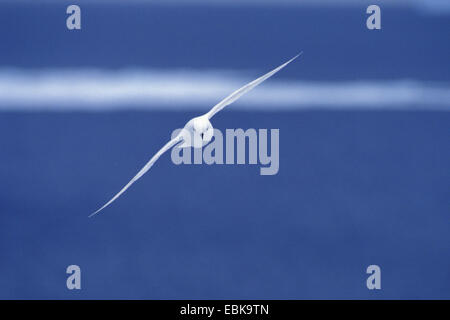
0,0 -> 449,299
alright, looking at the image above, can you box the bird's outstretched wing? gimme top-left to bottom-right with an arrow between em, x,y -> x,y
89,135 -> 183,217
206,53 -> 302,119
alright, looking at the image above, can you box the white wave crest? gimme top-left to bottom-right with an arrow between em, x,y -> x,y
0,68 -> 448,111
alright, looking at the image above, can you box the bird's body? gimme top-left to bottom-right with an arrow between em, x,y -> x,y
90,53 -> 301,217
178,115 -> 214,148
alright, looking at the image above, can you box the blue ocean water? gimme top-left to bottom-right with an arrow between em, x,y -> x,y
0,111 -> 448,299
0,2 -> 449,81
0,2 -> 449,299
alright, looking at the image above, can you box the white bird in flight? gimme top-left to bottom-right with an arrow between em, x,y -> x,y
90,53 -> 301,217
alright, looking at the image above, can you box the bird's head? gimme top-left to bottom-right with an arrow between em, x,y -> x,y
178,115 -> 214,148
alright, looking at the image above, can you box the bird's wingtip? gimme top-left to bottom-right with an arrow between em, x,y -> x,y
285,52 -> 303,65
88,208 -> 102,218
